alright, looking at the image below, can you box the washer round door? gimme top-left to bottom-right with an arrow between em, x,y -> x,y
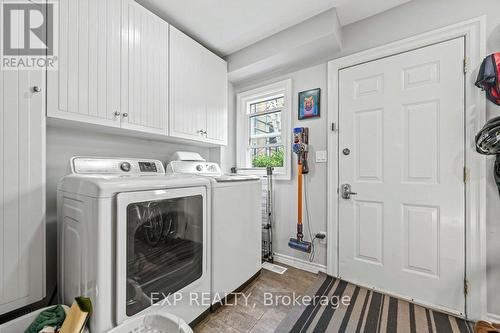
115,187 -> 207,323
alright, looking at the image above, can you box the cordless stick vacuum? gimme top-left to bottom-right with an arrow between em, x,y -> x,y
288,127 -> 312,253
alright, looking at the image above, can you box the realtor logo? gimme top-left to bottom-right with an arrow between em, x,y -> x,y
1,1 -> 58,70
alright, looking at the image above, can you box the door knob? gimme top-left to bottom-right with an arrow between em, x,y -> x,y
32,86 -> 41,93
341,184 -> 357,199
122,113 -> 128,118
114,111 -> 121,117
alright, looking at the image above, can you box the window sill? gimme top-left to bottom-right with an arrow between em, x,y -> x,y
237,168 -> 291,181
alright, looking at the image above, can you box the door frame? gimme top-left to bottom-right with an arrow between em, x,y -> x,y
327,16 -> 486,320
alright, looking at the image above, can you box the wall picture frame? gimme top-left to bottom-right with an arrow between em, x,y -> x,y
298,88 -> 320,120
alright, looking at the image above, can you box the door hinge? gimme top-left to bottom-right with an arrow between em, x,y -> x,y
331,122 -> 337,132
463,167 -> 470,183
464,279 -> 469,296
463,58 -> 468,74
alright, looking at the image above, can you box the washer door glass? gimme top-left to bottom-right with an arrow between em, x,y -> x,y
125,195 -> 203,316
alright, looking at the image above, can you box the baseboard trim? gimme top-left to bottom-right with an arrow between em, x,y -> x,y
486,312 -> 500,323
273,253 -> 326,274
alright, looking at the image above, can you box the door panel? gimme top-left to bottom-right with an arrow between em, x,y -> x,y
0,36 -> 46,313
169,26 -> 207,141
47,0 -> 121,127
338,37 -> 465,314
204,51 -> 228,144
121,0 -> 169,135
115,187 -> 208,325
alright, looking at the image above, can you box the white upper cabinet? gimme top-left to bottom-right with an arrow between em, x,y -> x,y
121,0 -> 169,135
47,0 -> 122,127
169,26 -> 208,141
204,49 -> 228,144
0,54 -> 46,315
170,26 -> 228,145
48,0 -> 226,145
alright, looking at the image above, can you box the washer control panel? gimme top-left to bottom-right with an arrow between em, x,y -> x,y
72,157 -> 165,175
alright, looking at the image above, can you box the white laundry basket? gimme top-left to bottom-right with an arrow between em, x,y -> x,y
108,313 -> 193,333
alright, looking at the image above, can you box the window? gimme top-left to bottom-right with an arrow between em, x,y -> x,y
237,79 -> 292,179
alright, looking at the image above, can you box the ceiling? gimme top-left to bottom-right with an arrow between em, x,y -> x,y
336,0 -> 411,25
137,0 -> 411,56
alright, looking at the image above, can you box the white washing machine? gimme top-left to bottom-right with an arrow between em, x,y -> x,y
166,152 -> 262,302
57,157 -> 211,333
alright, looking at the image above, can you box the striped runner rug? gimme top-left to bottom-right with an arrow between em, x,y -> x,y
274,273 -> 475,333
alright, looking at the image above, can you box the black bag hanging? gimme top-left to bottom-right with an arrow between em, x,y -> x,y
475,53 -> 500,105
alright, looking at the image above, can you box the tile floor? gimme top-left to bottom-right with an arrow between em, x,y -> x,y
194,264 -> 317,333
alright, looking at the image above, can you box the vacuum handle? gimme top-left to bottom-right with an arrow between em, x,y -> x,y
298,162 -> 303,228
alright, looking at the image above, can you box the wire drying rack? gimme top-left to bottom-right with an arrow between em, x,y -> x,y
262,167 -> 274,262
231,167 -> 274,263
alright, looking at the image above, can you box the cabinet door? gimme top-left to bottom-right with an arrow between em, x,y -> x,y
0,67 -> 46,314
204,51 -> 228,145
169,26 -> 207,142
121,0 -> 169,135
47,0 -> 122,127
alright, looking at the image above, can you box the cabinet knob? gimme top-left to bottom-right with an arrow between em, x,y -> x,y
114,111 -> 121,117
32,86 -> 41,93
122,113 -> 128,118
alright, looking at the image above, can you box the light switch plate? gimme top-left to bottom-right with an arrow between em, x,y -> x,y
315,150 -> 327,163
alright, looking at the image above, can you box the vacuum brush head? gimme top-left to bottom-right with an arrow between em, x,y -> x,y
288,238 -> 312,253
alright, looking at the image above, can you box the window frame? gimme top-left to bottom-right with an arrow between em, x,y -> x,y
236,79 -> 292,180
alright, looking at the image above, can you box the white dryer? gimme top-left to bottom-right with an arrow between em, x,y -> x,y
166,152 -> 262,303
57,157 -> 211,333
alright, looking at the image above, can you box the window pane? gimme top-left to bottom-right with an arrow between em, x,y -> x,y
250,111 -> 281,137
250,146 -> 284,168
249,96 -> 284,114
250,136 -> 282,147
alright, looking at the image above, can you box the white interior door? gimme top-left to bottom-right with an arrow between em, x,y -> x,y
338,37 -> 465,314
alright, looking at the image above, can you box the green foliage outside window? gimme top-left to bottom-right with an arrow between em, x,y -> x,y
252,149 -> 284,168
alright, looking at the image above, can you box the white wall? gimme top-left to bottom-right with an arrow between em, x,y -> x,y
45,126 -> 210,299
234,63 -> 329,269
229,0 -> 500,317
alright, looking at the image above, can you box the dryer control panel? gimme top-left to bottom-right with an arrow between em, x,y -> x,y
71,157 -> 165,175
167,160 -> 222,176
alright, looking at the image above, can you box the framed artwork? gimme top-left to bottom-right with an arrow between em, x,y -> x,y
298,88 -> 320,120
